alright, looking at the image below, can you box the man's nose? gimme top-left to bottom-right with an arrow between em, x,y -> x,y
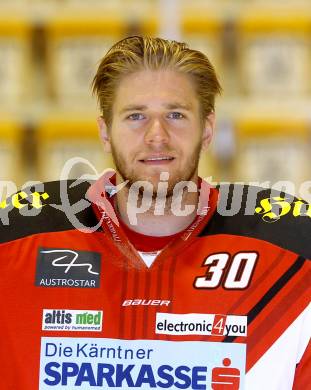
144,118 -> 170,145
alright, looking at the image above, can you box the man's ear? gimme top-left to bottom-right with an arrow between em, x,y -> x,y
201,111 -> 215,151
97,116 -> 111,153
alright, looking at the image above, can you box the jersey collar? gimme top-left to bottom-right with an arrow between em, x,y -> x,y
87,170 -> 219,268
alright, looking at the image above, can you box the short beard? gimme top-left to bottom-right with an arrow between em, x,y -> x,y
110,140 -> 202,199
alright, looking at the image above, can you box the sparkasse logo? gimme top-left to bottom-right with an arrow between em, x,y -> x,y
42,309 -> 103,332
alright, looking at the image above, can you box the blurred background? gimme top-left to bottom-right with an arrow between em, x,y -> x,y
0,0 -> 310,200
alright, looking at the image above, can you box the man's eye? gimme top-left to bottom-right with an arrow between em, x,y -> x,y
168,112 -> 184,119
128,113 -> 144,120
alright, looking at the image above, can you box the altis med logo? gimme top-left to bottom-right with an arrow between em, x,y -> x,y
42,310 -> 103,332
39,337 -> 246,389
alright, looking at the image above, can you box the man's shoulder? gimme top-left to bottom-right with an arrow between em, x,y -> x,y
201,184 -> 311,259
0,179 -> 97,244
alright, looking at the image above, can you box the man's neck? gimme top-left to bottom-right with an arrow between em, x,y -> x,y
114,176 -> 200,237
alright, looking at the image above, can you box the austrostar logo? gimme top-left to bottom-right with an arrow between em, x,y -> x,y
40,249 -> 99,275
35,248 -> 101,288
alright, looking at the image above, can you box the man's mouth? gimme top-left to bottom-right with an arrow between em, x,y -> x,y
139,156 -> 175,164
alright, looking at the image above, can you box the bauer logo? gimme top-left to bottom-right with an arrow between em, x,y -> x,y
42,310 -> 103,332
156,313 -> 247,337
35,248 -> 101,288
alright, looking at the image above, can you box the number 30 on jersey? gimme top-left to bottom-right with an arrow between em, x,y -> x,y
194,252 -> 258,290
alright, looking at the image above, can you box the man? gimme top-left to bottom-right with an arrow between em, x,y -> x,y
0,36 -> 310,389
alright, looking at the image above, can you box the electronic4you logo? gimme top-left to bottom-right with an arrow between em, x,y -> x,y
35,248 -> 101,288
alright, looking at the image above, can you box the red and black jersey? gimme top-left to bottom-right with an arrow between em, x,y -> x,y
0,175 -> 310,389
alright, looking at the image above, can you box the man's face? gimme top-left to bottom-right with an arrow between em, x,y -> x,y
98,69 -> 214,195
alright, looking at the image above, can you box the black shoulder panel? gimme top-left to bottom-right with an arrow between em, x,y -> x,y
200,185 -> 311,259
0,180 -> 99,244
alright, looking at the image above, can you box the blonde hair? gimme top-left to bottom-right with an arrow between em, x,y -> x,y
92,36 -> 221,127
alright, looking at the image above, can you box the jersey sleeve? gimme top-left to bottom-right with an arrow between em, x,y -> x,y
293,303 -> 311,389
